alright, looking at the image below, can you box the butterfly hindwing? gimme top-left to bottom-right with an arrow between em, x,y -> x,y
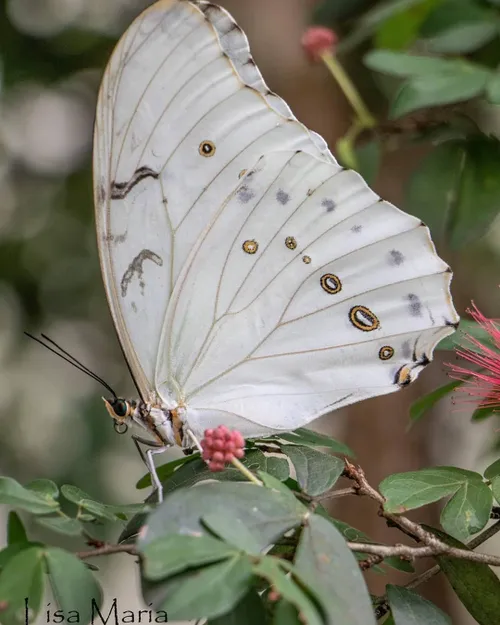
156,151 -> 458,437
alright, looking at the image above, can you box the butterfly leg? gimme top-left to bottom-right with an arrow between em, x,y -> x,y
145,446 -> 170,503
185,428 -> 203,453
132,435 -> 170,503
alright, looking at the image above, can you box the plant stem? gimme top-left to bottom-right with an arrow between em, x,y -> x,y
231,457 -> 263,486
320,51 -> 376,129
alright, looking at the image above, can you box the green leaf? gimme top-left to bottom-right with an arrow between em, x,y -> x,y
206,589 -> 268,625
153,556 -> 253,622
25,479 -> 59,501
471,406 -> 496,422
328,518 -> 414,573
281,445 -> 344,496
0,477 -> 59,514
203,513 -> 262,555
406,141 -> 466,240
265,457 -> 290,482
339,0 -> 434,53
440,481 -> 492,540
253,557 -> 323,625
7,512 -> 27,545
355,139 -> 381,185
485,458 -> 500,480
61,485 -> 117,522
294,515 -> 376,625
136,454 -> 200,489
37,516 -> 83,536
379,467 -> 483,513
0,547 -> 44,625
364,50 -> 456,77
406,137 -> 500,247
273,601 -> 302,625
390,69 -> 490,119
491,476 -> 500,503
486,72 -> 500,104
259,471 -> 299,502
45,547 -> 103,625
142,534 -> 236,581
138,482 -> 306,553
374,0 -> 439,50
383,556 -> 415,573
140,450 -> 290,492
0,544 -> 37,574
420,0 -> 498,54
409,381 -> 463,424
276,428 -> 354,456
448,136 -> 500,247
431,528 -> 500,625
387,584 -> 451,624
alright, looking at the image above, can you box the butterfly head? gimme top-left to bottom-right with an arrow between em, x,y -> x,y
103,397 -> 133,428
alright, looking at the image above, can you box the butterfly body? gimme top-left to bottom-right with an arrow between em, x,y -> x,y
93,0 -> 459,496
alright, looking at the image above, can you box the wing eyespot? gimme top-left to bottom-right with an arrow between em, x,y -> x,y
242,239 -> 258,254
320,273 -> 342,295
349,305 -> 380,332
302,255 -> 311,264
199,140 -> 216,157
285,236 -> 297,250
379,346 -> 394,360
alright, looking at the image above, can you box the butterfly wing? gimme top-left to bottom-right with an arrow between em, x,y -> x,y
156,151 -> 459,438
93,0 -> 334,399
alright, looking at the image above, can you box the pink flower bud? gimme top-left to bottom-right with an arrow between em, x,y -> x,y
301,26 -> 338,62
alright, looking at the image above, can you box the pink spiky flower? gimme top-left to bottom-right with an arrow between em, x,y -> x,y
301,26 -> 338,62
201,425 -> 245,472
447,303 -> 500,409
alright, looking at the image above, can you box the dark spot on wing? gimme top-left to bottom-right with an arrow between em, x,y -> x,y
276,189 -> 290,205
407,293 -> 422,317
322,198 -> 335,212
445,319 -> 460,329
351,225 -> 362,233
401,340 -> 412,360
104,233 -> 126,245
121,250 -> 163,297
98,184 -> 106,204
111,166 -> 159,200
237,185 -> 255,204
389,250 -> 405,266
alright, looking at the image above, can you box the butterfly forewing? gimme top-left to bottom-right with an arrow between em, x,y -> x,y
94,0 -> 335,399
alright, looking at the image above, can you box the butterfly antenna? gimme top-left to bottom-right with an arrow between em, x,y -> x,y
24,332 -> 117,398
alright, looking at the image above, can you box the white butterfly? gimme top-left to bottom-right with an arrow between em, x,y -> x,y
93,0 -> 459,499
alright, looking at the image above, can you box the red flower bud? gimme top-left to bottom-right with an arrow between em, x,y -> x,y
301,26 -> 338,62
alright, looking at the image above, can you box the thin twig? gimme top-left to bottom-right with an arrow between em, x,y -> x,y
314,487 -> 357,501
343,460 -> 448,549
348,540 -> 500,566
76,544 -> 138,560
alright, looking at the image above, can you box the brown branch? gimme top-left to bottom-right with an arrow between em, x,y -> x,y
362,104 -> 469,141
76,544 -> 138,560
343,460 -> 448,549
348,540 -> 500,566
359,554 -> 384,571
314,487 -> 357,501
